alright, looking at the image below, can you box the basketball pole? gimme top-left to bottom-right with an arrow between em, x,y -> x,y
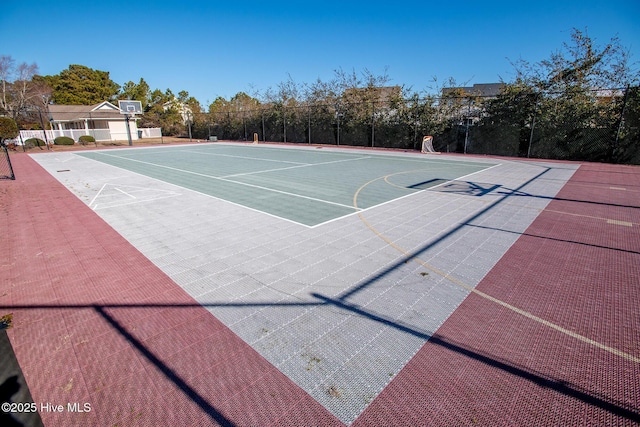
119,101 -> 141,147
125,113 -> 133,146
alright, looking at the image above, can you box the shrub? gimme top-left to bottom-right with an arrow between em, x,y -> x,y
78,135 -> 96,145
0,117 -> 19,145
25,138 -> 46,147
54,136 -> 75,145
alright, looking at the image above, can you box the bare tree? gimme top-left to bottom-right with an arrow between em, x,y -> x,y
0,55 -> 16,115
0,55 -> 50,122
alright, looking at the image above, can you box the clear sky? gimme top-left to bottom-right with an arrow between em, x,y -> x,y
2,0 -> 638,106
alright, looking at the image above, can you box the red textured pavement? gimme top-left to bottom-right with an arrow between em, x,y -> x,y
1,153 -> 341,427
354,162 -> 640,426
2,151 -> 639,426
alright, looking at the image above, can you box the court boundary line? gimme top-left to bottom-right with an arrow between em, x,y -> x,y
75,148 -> 499,228
220,155 -> 372,178
310,164 -> 501,229
89,183 -> 183,211
173,142 -> 496,168
83,151 -> 360,212
82,162 -> 314,226
353,167 -> 640,364
178,149 -> 312,165
216,142 -> 497,167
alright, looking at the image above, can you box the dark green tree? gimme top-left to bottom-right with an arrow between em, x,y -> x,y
207,93 -> 261,140
138,88 -> 201,136
0,116 -> 19,145
477,82 -> 538,156
45,65 -> 120,105
119,78 -> 151,108
613,86 -> 640,163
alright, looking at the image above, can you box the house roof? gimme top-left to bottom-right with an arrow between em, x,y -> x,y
442,83 -> 505,98
48,102 -> 126,122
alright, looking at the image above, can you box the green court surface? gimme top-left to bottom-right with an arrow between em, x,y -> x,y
78,144 -> 495,226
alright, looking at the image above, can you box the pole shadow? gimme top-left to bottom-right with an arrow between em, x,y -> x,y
2,297 -> 638,424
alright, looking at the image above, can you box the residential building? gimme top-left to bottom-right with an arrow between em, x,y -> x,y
47,101 -> 140,141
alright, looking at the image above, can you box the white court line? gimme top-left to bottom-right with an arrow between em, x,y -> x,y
309,163 -> 502,228
88,183 -> 182,211
427,163 -> 503,192
211,142 -> 495,167
93,195 -> 183,211
176,149 -> 311,165
70,156 -> 313,226
89,183 -> 108,208
54,155 -> 75,163
115,187 -> 137,199
89,151 -> 359,211
77,152 -> 499,229
93,175 -> 133,183
221,156 -> 371,178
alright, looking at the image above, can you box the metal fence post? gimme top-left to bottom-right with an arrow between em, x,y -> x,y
527,93 -> 540,158
308,106 -> 311,144
613,85 -> 630,161
0,144 -> 15,180
371,100 -> 375,148
283,105 -> 287,143
36,110 -> 50,150
463,98 -> 471,154
336,107 -> 341,146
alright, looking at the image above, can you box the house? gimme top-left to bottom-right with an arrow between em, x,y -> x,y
440,83 -> 506,126
441,83 -> 505,98
163,100 -> 193,125
47,101 -> 140,141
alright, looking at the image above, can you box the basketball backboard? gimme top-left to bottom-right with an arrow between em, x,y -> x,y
118,100 -> 143,115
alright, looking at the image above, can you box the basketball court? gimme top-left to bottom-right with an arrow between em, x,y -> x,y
1,142 -> 638,426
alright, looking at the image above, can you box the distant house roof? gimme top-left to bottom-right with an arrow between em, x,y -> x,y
48,101 -> 124,122
163,100 -> 193,124
442,83 -> 505,98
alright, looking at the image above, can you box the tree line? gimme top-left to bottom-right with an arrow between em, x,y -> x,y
197,30 -> 640,163
1,28 -> 639,163
0,58 -> 202,137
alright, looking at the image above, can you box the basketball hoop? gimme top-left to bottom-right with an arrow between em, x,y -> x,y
118,100 -> 143,117
118,101 -> 143,146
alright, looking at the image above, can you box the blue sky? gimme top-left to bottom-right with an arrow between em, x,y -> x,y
2,0 -> 638,106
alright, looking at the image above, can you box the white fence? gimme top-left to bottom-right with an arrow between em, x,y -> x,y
138,127 -> 163,138
8,128 -> 162,145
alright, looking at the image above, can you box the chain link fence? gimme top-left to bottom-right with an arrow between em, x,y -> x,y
199,86 -> 639,164
0,144 -> 16,180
